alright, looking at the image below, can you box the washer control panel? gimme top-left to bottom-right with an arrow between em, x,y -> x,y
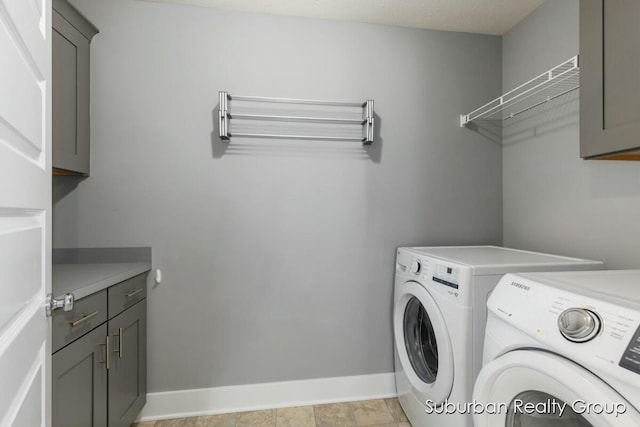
395,249 -> 471,304
432,263 -> 461,290
409,259 -> 421,274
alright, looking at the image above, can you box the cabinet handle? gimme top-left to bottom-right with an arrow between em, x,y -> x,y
113,327 -> 123,358
125,288 -> 144,299
100,335 -> 110,370
69,311 -> 99,327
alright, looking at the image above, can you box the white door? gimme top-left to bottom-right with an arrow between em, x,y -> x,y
394,281 -> 454,405
473,350 -> 640,427
0,0 -> 52,426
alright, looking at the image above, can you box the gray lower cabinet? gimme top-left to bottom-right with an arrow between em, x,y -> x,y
53,324 -> 108,427
52,0 -> 98,175
108,302 -> 147,427
580,0 -> 640,160
52,273 -> 148,427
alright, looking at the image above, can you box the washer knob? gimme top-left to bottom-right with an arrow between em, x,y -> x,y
558,308 -> 601,343
409,260 -> 421,274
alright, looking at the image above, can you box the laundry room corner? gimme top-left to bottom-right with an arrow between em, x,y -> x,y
501,0 -> 640,268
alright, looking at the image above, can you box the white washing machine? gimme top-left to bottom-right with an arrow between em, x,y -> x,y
473,270 -> 640,427
393,246 -> 602,427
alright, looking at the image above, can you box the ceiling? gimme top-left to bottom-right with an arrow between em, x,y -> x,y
141,0 -> 545,35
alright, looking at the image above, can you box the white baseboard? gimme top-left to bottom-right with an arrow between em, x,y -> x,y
138,372 -> 397,422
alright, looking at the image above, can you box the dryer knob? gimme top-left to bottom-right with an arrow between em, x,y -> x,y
558,308 -> 601,343
409,260 -> 421,274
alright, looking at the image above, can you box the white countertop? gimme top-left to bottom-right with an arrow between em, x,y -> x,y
53,262 -> 152,300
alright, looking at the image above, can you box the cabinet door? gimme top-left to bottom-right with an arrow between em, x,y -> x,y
108,301 -> 147,427
580,0 -> 640,159
52,10 -> 91,174
52,324 -> 108,427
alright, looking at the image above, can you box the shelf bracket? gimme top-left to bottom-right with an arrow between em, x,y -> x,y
219,91 -> 230,141
363,100 -> 375,145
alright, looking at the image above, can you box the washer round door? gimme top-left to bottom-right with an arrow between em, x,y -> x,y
473,350 -> 640,427
394,281 -> 454,405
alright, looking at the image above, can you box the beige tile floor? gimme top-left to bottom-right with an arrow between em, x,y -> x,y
132,398 -> 410,427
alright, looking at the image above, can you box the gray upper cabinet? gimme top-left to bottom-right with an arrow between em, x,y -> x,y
580,0 -> 640,160
52,0 -> 98,175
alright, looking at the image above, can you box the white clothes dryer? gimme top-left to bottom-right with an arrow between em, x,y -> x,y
473,270 -> 640,427
393,246 -> 602,427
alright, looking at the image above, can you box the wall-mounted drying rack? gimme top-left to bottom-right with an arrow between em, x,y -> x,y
219,92 -> 375,145
460,55 -> 580,127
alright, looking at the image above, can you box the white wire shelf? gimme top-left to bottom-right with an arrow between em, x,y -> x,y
460,56 -> 580,127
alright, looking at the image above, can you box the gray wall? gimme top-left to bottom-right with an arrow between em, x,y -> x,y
502,0 -> 640,268
54,0 -> 502,392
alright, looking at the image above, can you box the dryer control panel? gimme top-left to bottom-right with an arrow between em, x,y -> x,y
620,325 -> 640,375
488,271 -> 640,386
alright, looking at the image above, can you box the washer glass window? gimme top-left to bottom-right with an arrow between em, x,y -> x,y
506,391 -> 592,427
403,296 -> 438,384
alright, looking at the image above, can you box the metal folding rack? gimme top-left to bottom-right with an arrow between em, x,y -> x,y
219,92 -> 375,145
460,56 -> 580,127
